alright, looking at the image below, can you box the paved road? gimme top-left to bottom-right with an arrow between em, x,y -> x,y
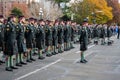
0,36 -> 120,80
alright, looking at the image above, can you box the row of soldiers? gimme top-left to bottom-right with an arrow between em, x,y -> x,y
0,14 -> 114,71
0,14 -> 79,71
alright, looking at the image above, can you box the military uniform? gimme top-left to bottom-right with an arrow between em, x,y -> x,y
52,25 -> 58,54
64,25 -> 69,51
0,22 -> 5,64
36,25 -> 45,59
16,22 -> 27,66
93,26 -> 99,44
99,26 -> 106,45
71,25 -> 75,48
25,23 -> 36,62
107,26 -> 113,45
4,21 -> 18,71
79,27 -> 88,51
45,25 -> 52,57
58,25 -> 64,53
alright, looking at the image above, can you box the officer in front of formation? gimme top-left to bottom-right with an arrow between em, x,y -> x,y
36,19 -> 45,60
25,18 -> 36,63
79,19 -> 88,63
4,14 -> 18,71
0,15 -> 5,64
16,16 -> 27,67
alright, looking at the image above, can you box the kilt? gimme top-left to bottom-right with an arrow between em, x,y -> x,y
58,38 -> 63,44
80,42 -> 87,51
36,40 -> 44,49
53,38 -> 58,46
17,40 -> 27,53
46,39 -> 52,46
4,40 -> 18,56
26,40 -> 33,49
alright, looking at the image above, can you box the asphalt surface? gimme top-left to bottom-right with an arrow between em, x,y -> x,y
0,36 -> 120,80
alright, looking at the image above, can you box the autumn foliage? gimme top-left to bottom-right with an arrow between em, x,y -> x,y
12,2 -> 31,18
71,0 -> 113,24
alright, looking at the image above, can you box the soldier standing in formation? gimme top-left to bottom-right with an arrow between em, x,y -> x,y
58,21 -> 64,53
4,14 -> 18,71
52,20 -> 59,55
25,18 -> 36,63
16,16 -> 27,67
0,15 -> 5,64
36,19 -> 45,60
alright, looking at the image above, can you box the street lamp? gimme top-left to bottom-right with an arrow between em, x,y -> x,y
39,8 -> 43,19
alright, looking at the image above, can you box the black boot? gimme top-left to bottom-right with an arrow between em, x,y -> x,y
38,56 -> 45,60
26,59 -> 32,63
20,62 -> 27,65
5,67 -> 13,71
10,66 -> 18,69
16,63 -> 22,67
30,58 -> 36,61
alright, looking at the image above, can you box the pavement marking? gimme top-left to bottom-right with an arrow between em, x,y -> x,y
15,59 -> 61,80
74,45 -> 95,63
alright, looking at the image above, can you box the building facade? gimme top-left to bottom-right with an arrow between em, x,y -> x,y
0,0 -> 27,18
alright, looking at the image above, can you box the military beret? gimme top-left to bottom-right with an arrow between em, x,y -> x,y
19,15 -> 24,19
83,18 -> 88,23
39,19 -> 44,22
29,17 -> 34,21
10,14 -> 17,18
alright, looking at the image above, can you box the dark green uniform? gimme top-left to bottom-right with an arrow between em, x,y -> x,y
45,25 -> 52,57
99,26 -> 106,45
79,26 -> 88,63
0,23 -> 4,52
0,23 -> 5,64
58,25 -> 64,53
36,25 -> 45,59
64,25 -> 69,51
16,23 -> 27,66
79,27 -> 88,51
52,25 -> 58,54
4,21 -> 18,71
25,24 -> 36,62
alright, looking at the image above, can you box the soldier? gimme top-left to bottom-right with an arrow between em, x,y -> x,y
79,19 -> 88,63
93,24 -> 99,45
71,22 -> 76,49
64,21 -> 69,51
45,20 -> 53,57
117,24 -> 120,39
106,25 -> 113,45
4,14 -> 18,71
52,20 -> 59,55
67,21 -> 72,50
36,19 -> 45,60
99,25 -> 106,45
25,18 -> 36,63
16,16 -> 27,67
32,19 -> 38,55
0,15 -> 5,64
58,21 -> 64,53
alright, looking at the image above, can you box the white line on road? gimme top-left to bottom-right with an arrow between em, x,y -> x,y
74,45 -> 95,63
15,59 -> 61,80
